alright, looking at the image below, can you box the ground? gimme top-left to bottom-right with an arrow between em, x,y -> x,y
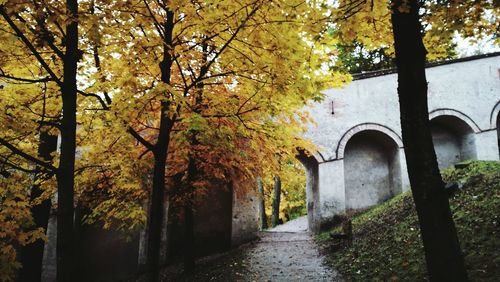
140,161 -> 498,282
318,160 -> 499,281
152,216 -> 340,282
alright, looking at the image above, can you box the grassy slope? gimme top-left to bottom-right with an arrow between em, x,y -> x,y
318,160 -> 500,281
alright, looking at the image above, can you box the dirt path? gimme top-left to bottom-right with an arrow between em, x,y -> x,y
267,215 -> 308,233
157,217 -> 341,281
241,231 -> 340,281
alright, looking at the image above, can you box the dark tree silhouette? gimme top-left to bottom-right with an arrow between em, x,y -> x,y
271,176 -> 281,227
391,0 -> 467,280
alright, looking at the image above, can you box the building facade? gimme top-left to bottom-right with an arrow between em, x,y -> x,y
302,53 -> 500,230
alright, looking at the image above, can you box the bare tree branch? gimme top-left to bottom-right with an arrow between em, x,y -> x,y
0,6 -> 63,88
0,69 -> 52,83
127,126 -> 155,152
0,137 -> 57,172
77,90 -> 110,110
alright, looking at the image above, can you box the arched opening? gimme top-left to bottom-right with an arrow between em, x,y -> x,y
343,130 -> 402,211
430,115 -> 477,169
497,112 -> 500,158
260,154 -> 317,233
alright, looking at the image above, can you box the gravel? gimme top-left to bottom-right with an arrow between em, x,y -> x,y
154,216 -> 341,281
267,216 -> 308,233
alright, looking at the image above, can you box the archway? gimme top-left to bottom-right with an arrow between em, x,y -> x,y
429,115 -> 477,169
492,101 -> 500,158
343,130 -> 403,211
497,113 -> 500,158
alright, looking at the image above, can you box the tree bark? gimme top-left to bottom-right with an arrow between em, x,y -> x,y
271,176 -> 281,227
56,1 -> 79,280
181,40 -> 209,274
257,177 -> 267,230
391,1 -> 468,280
146,148 -> 169,281
145,9 -> 175,282
181,152 -> 197,274
19,132 -> 57,282
183,202 -> 195,274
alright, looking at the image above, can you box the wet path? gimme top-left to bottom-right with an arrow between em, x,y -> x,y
267,215 -> 308,233
241,231 -> 340,281
157,217 -> 341,281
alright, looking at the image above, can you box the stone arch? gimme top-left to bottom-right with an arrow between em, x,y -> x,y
296,150 -> 320,232
343,130 -> 403,211
429,111 -> 478,169
429,108 -> 481,133
490,100 -> 500,129
492,101 -> 500,157
336,123 -> 403,159
497,112 -> 500,158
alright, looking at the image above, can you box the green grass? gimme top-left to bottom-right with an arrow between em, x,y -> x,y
318,160 -> 500,281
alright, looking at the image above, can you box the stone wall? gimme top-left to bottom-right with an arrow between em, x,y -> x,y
41,214 -> 140,282
303,53 -> 500,227
41,182 -> 258,281
231,183 -> 259,247
344,131 -> 401,210
297,152 -> 321,232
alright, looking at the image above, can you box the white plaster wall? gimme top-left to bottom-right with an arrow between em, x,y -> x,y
461,133 -> 477,161
344,137 -> 393,210
430,125 -> 462,169
305,55 -> 500,161
426,59 -> 500,131
301,159 -> 321,232
398,149 -> 410,192
317,160 -> 345,219
304,73 -> 401,161
475,130 -> 500,161
388,149 -> 403,196
304,54 -> 500,221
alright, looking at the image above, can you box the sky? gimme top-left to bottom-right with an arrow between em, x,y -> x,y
455,34 -> 499,57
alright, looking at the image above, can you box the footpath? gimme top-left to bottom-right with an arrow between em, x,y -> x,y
155,216 -> 341,281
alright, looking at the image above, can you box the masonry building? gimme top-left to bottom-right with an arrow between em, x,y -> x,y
301,52 -> 500,231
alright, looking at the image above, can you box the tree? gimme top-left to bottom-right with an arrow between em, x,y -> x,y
108,0 -> 348,279
260,158 -> 307,226
1,1 -> 348,280
333,41 -> 395,73
271,175 -> 282,227
0,172 -> 47,281
0,44 -> 60,279
333,0 -> 498,280
18,132 -> 57,282
0,1 -> 112,280
332,0 -> 497,66
390,0 -> 467,280
257,177 -> 268,230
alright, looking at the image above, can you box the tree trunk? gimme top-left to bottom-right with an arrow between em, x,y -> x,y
257,177 -> 267,230
19,132 -> 57,282
146,9 -> 175,282
182,146 -> 198,273
271,176 -> 281,227
56,1 -> 79,280
181,40 -> 209,274
390,1 -> 468,281
183,203 -> 195,274
159,197 -> 169,266
146,150 -> 169,281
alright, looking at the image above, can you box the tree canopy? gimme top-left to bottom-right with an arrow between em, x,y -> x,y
0,0 -> 348,280
0,0 -> 497,280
